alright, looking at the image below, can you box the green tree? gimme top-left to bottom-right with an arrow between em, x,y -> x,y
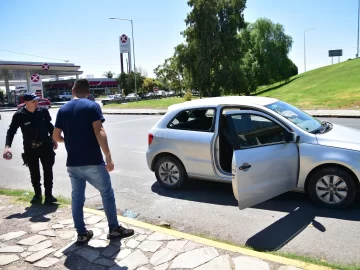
103,71 -> 115,78
177,0 -> 247,97
118,72 -> 145,95
142,78 -> 163,92
154,56 -> 183,93
242,18 -> 294,86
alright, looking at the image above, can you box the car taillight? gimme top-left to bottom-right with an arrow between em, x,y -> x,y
148,133 -> 154,145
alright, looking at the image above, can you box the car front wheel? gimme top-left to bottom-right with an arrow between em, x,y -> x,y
154,156 -> 188,189
308,167 -> 356,209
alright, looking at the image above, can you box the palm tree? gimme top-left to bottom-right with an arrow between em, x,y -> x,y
103,71 -> 115,78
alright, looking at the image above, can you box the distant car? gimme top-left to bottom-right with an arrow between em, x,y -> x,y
87,94 -> 95,101
146,96 -> 360,210
125,93 -> 140,101
17,98 -> 51,110
57,92 -> 72,101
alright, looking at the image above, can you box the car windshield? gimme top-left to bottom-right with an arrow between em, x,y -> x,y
265,101 -> 322,133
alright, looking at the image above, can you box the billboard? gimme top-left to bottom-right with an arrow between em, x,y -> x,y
29,74 -> 43,98
119,34 -> 130,53
329,50 -> 343,57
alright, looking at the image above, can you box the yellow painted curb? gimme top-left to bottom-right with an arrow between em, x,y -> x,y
83,207 -> 334,270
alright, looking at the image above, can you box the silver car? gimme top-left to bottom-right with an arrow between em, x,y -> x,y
146,96 -> 360,210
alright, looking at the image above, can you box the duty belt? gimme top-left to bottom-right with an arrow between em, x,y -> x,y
31,141 -> 44,148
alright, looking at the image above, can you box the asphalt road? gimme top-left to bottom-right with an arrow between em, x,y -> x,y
1,110 -> 360,265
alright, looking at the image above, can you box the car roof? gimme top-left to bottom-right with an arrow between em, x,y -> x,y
168,96 -> 278,111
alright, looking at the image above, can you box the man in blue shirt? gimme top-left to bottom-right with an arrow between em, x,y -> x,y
53,79 -> 134,245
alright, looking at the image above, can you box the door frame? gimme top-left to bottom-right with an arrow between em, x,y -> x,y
225,110 -> 301,208
224,109 -> 300,151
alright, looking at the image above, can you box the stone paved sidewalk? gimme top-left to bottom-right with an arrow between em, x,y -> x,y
0,195 -> 323,270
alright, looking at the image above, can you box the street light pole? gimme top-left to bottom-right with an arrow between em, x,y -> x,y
130,19 -> 137,95
109,17 -> 137,94
357,0 -> 360,58
304,28 -> 315,73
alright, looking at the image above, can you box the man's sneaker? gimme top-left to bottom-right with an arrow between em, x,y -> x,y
44,195 -> 58,205
30,194 -> 42,204
76,230 -> 93,245
107,226 -> 134,239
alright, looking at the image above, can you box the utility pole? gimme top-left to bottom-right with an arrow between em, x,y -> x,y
357,0 -> 360,58
304,28 -> 315,73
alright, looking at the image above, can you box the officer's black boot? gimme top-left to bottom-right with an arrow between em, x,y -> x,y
31,188 -> 42,204
44,189 -> 58,205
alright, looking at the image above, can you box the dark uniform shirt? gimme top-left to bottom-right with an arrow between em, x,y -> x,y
5,106 -> 54,150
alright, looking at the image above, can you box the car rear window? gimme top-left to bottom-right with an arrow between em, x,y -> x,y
168,108 -> 215,132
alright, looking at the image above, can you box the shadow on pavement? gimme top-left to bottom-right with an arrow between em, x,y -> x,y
5,203 -> 59,222
63,238 -> 127,269
151,179 -> 238,207
152,179 -> 360,251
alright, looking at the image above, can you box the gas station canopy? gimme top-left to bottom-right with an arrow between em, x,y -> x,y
0,61 -> 83,91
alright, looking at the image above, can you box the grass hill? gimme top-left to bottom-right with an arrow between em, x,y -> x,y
255,58 -> 360,109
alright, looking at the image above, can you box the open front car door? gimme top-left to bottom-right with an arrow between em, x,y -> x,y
226,110 -> 299,210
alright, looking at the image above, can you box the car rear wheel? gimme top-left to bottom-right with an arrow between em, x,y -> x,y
154,156 -> 188,189
62,97 -> 66,101
308,167 -> 356,209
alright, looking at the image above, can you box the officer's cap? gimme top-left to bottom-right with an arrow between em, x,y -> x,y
23,92 -> 40,101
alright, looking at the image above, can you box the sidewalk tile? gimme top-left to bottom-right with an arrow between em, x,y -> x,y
0,231 -> 27,241
17,235 -> 47,246
75,247 -> 100,262
166,240 -> 188,252
88,239 -> 108,248
194,254 -> 233,270
233,255 -> 270,270
34,257 -> 59,268
169,247 -> 219,269
53,241 -> 79,258
38,230 -> 56,237
114,248 -> 132,260
30,223 -> 48,232
93,257 -> 116,267
138,240 -> 163,252
148,232 -> 180,241
150,248 -> 178,266
126,239 -> 140,248
0,254 -> 20,266
115,249 -> 148,270
24,247 -> 55,263
154,262 -> 170,270
0,246 -> 25,253
28,240 -> 52,252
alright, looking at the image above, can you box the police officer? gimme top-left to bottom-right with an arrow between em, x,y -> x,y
3,92 -> 58,204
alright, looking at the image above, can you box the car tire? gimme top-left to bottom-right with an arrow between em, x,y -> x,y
308,167 -> 357,209
62,97 -> 66,101
154,156 -> 188,189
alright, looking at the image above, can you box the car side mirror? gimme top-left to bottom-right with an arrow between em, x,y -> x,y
284,131 -> 300,143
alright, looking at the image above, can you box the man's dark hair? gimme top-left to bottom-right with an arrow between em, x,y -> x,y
73,79 -> 90,95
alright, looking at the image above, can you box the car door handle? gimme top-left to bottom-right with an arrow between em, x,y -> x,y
239,163 -> 251,170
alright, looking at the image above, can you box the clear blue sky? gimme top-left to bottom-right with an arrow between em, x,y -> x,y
0,0 -> 359,79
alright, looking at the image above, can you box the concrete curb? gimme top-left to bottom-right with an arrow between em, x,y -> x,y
83,207 -> 333,270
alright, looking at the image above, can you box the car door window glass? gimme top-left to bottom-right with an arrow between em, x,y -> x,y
169,108 -> 215,132
230,114 -> 286,148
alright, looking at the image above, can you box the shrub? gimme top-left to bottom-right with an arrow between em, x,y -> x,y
184,91 -> 192,101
